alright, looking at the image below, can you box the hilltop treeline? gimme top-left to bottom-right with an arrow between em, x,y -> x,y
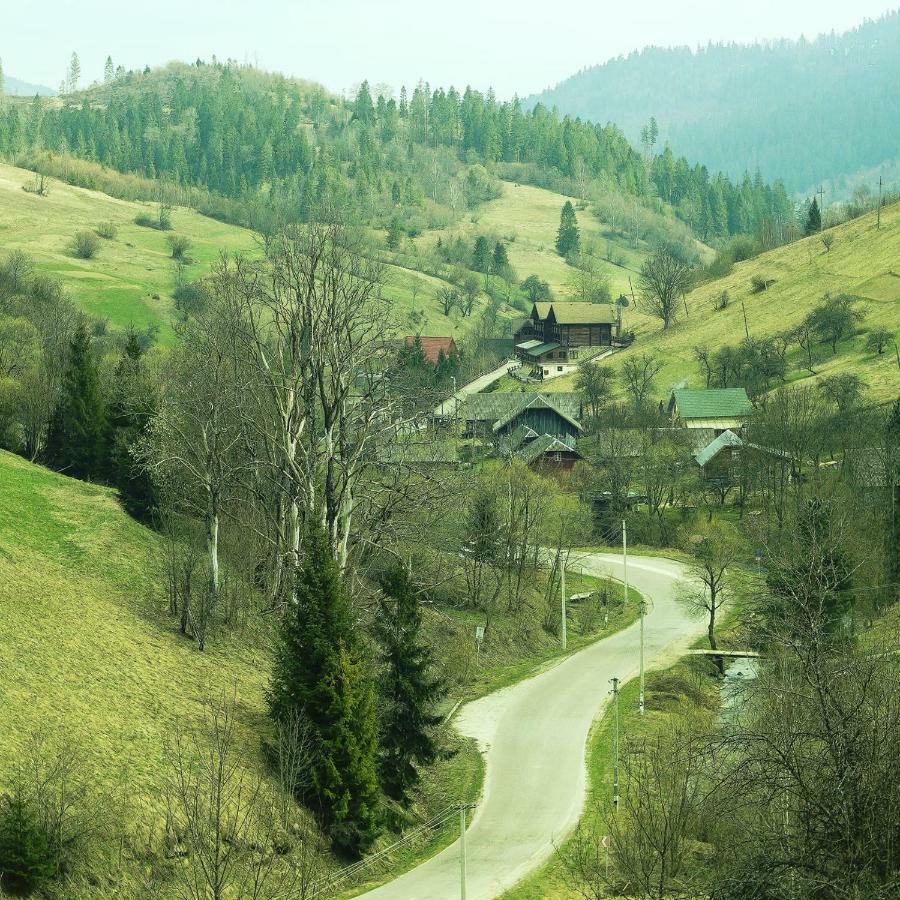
530,10 -> 900,195
0,62 -> 790,240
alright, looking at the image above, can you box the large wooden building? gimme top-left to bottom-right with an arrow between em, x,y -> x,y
515,302 -> 620,350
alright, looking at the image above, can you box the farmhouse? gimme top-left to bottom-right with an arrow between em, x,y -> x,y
403,335 -> 458,365
669,388 -> 752,433
460,391 -> 582,441
515,302 -> 620,377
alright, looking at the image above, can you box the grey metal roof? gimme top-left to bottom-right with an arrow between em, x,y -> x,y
518,433 -> 581,465
462,391 -> 583,423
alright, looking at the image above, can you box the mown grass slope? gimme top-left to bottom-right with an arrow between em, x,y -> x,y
0,449 -> 271,809
0,160 -> 512,346
0,161 -> 257,344
546,200 -> 900,401
420,181 -> 648,299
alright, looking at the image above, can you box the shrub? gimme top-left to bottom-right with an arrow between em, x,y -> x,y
713,290 -> 730,311
135,202 -> 173,231
95,221 -> 118,240
750,275 -> 775,293
167,234 -> 192,261
173,279 -> 209,317
70,230 -> 101,260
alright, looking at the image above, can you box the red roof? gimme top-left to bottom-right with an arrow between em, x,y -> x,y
404,335 -> 458,365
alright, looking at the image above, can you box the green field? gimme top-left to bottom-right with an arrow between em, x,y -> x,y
542,200 -> 900,401
0,162 -> 257,344
0,161 -> 509,346
0,450 -> 271,811
419,181 -> 648,300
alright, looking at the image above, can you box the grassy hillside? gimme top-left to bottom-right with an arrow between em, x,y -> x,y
0,161 -> 506,345
420,181 -> 644,298
0,450 -> 271,810
0,161 -> 256,344
544,200 -> 900,402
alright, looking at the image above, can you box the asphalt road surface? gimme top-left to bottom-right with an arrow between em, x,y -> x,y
356,552 -> 704,900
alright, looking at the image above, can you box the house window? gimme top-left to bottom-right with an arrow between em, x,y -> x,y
570,349 -> 578,360
557,366 -> 563,372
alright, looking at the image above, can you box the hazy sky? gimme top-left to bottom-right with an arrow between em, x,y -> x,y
5,1 -> 898,97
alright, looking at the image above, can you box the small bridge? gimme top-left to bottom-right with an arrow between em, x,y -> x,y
687,649 -> 762,659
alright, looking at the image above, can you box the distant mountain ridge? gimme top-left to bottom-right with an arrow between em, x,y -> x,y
4,75 -> 55,96
527,11 -> 900,197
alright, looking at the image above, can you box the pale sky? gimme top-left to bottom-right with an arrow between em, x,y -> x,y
5,1 -> 898,98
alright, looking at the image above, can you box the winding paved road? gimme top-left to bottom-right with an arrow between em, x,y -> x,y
357,552 -> 704,900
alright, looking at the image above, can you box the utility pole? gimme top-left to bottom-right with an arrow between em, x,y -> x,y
560,559 -> 567,650
877,175 -> 883,229
459,805 -> 467,900
610,677 -> 620,811
817,185 -> 825,231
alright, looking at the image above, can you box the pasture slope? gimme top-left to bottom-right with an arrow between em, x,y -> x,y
546,199 -> 900,401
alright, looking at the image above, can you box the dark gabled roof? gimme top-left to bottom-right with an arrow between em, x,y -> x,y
518,433 -> 582,466
546,302 -> 618,325
694,430 -> 743,467
491,393 -> 583,434
671,388 -> 752,420
462,391 -> 582,424
532,302 -> 553,321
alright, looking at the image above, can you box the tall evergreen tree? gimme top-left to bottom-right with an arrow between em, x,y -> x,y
45,322 -> 109,481
109,330 -> 158,522
555,200 -> 580,257
492,241 -> 509,272
374,566 -> 444,804
472,235 -> 492,273
268,525 -> 380,856
805,197 -> 822,235
104,56 -> 114,83
67,52 -> 80,93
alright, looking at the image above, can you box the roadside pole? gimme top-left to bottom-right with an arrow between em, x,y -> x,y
610,677 -> 620,811
560,561 -> 567,650
459,805 -> 468,900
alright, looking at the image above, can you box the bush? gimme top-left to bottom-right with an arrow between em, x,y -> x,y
167,234 -> 192,261
70,230 -> 101,260
95,221 -> 118,240
135,202 -> 173,231
750,275 -> 775,293
713,290 -> 730,311
173,279 -> 208,317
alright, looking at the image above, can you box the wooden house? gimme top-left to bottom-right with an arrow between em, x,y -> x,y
460,392 -> 583,441
669,388 -> 752,433
515,302 -> 620,350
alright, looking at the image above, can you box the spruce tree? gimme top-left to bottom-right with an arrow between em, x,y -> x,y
268,525 -> 380,856
374,566 -> 444,804
556,200 -> 580,257
45,322 -> 109,481
492,241 -> 509,272
472,235 -> 492,273
805,197 -> 822,235
109,330 -> 158,522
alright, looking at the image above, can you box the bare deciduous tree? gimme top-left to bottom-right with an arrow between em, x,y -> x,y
637,246 -> 693,329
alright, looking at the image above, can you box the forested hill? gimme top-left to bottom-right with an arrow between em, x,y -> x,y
2,75 -> 55,97
527,10 -> 900,197
0,62 -> 790,243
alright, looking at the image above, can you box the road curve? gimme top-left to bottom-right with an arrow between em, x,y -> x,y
356,553 -> 703,900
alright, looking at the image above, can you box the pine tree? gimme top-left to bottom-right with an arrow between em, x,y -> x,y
805,197 -> 822,235
386,217 -> 403,250
104,56 -> 114,83
374,566 -> 444,804
492,241 -> 509,272
268,525 -> 380,856
67,52 -> 81,93
109,330 -> 158,522
45,322 -> 109,481
0,57 -> 5,105
472,235 -> 492,273
556,200 -> 580,257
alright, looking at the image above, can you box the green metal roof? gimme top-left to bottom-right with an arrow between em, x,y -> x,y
694,430 -> 743,467
523,341 -> 560,357
672,388 -> 752,420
